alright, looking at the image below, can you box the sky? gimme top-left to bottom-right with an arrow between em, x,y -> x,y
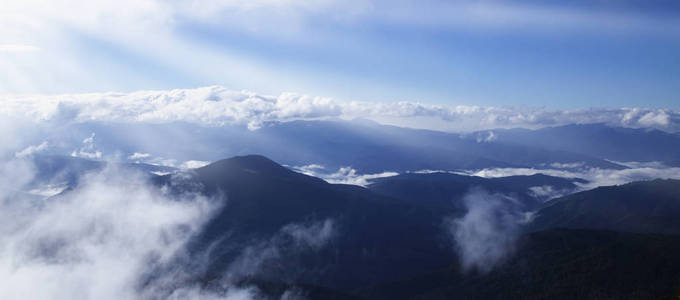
1,0 -> 679,109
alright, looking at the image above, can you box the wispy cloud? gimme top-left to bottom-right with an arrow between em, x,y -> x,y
2,0 -> 678,108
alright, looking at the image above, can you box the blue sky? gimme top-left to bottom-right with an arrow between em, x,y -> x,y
1,0 -> 679,109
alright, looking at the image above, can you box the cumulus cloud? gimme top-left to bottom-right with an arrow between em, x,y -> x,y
2,86 -> 679,132
445,189 -> 526,273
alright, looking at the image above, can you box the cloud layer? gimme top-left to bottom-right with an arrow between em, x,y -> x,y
459,164 -> 680,191
2,86 -> 679,132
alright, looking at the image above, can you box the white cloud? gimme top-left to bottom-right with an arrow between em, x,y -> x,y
281,218 -> 335,250
70,133 -> 102,159
476,131 -> 496,143
292,164 -> 397,186
445,189 -> 524,273
0,162 -> 225,300
127,152 -> 151,160
0,44 -> 40,52
528,185 -> 572,202
2,86 -> 679,132
180,160 -> 211,169
459,164 -> 680,191
15,141 -> 48,158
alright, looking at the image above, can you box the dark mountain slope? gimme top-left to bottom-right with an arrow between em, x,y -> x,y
528,179 -> 680,234
361,229 -> 680,300
150,156 -> 680,299
154,155 -> 457,291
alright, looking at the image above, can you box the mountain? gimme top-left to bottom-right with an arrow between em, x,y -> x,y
479,123 -> 680,162
665,159 -> 680,167
37,120 -> 626,174
360,229 -> 680,300
367,172 -> 586,211
143,156 -> 680,298
27,154 -> 175,187
528,179 -> 680,234
153,155 -> 456,291
254,120 -> 625,172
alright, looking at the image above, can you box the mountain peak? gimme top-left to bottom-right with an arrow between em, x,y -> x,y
195,154 -> 326,185
199,155 -> 286,174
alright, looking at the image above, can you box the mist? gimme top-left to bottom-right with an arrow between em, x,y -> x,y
445,189 -> 527,273
0,156 -> 226,300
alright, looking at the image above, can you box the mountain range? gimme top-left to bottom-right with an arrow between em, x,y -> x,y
32,120 -> 680,173
117,155 -> 680,299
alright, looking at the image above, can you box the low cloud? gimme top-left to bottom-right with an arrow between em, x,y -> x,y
445,189 -> 525,273
128,152 -> 151,160
0,156 -> 233,300
2,86 -> 679,132
227,219 -> 336,279
460,164 -> 680,191
15,141 -> 48,158
70,133 -> 102,159
281,219 -> 336,250
179,160 -> 211,169
528,185 -> 572,202
292,164 -> 397,186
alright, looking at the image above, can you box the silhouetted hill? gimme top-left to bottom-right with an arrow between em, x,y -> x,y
149,156 -> 680,299
154,155 -> 456,291
528,179 -> 680,234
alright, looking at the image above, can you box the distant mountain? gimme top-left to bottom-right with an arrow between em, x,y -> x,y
38,120 -> 626,173
255,120 -> 625,172
27,154 -> 175,188
367,172 -> 586,211
665,159 -> 680,167
360,229 -> 680,300
528,179 -> 680,234
479,123 -> 680,162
